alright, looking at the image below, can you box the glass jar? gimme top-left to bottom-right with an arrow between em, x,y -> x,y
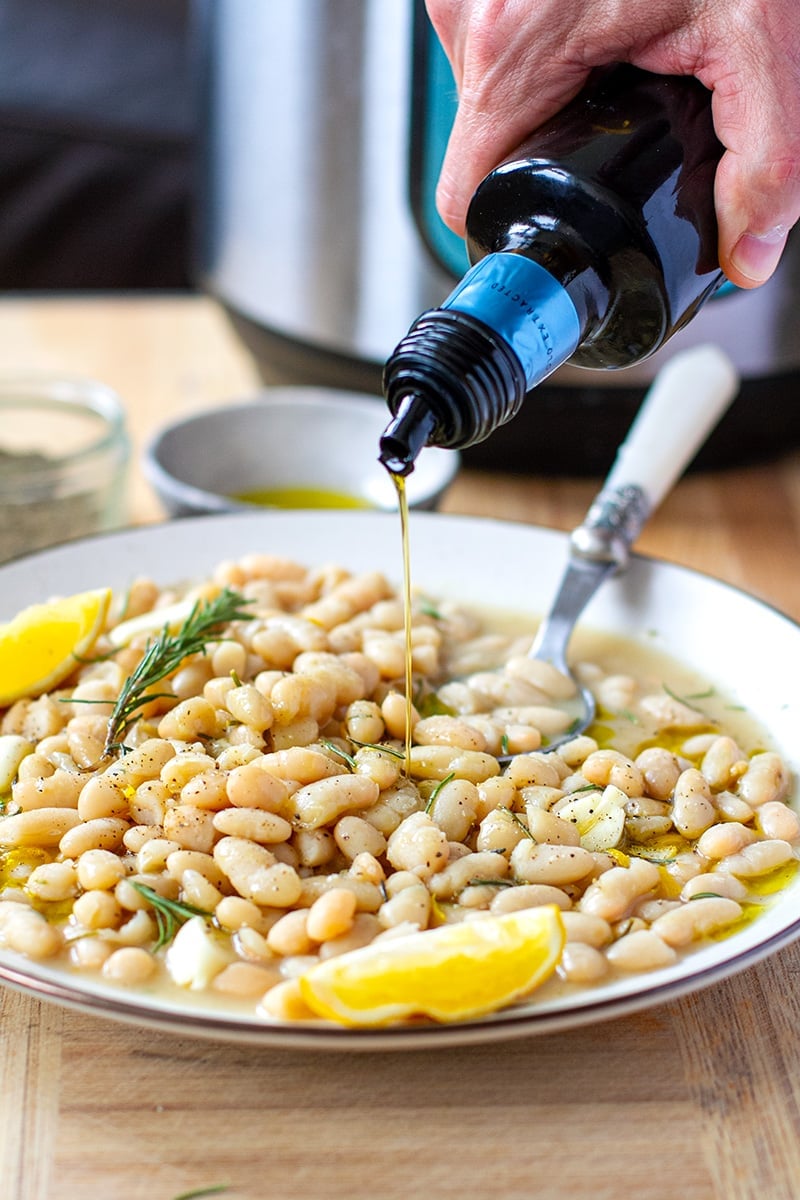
0,375 -> 130,564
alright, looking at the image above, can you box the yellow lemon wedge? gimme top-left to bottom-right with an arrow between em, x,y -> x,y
0,587 -> 112,706
299,905 -> 565,1027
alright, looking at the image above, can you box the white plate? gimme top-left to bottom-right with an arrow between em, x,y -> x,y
1,510 -> 799,1050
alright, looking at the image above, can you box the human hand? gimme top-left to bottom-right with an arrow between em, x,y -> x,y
425,0 -> 800,288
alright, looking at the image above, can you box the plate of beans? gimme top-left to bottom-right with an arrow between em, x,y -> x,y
0,511 -> 797,1049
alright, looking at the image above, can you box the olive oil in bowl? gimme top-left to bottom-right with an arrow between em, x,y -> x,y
231,486 -> 374,510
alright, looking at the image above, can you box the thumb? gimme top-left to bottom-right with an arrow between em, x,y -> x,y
716,151 -> 800,288
710,52 -> 800,288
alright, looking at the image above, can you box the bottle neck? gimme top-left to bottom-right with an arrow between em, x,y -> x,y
440,252 -> 584,390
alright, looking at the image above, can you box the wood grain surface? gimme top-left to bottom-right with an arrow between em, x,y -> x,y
1,296 -> 799,1200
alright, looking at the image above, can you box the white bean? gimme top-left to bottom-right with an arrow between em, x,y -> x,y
0,901 -> 62,958
558,942 -> 610,983
428,851 -> 510,900
290,774 -> 379,830
333,816 -> 387,862
213,836 -> 302,907
672,768 -> 716,838
700,736 -> 748,791
0,807 -> 81,847
489,883 -> 572,914
386,812 -> 450,879
650,896 -> 742,946
378,882 -> 432,930
578,859 -> 660,922
509,841 -> 595,886
717,839 -> 794,879
680,872 -> 748,902
696,821 -> 757,861
606,930 -> 678,971
212,807 -> 293,844
407,745 -> 500,784
756,802 -> 800,842
737,752 -> 791,808
560,911 -> 613,948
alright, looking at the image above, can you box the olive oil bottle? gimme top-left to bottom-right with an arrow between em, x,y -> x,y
379,64 -> 725,474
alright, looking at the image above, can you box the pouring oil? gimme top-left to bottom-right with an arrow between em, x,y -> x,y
390,471 -> 415,775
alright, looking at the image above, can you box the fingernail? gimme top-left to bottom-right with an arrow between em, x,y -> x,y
730,224 -> 788,283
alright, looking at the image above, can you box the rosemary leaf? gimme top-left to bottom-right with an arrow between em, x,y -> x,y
320,740 -> 357,771
425,772 -> 455,814
415,691 -> 456,720
500,807 -> 536,840
171,1187 -> 230,1200
350,741 -> 406,760
663,682 -> 715,706
466,878 -> 515,889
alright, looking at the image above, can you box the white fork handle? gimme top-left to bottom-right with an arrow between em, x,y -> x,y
603,343 -> 740,510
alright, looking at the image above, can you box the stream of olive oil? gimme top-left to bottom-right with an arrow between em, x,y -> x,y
391,472 -> 414,773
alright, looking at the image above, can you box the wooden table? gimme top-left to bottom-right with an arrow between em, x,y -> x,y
1,295 -> 800,1200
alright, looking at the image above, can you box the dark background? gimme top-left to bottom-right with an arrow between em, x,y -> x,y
0,0 -> 194,291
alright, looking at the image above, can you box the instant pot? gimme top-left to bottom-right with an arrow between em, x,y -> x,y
197,0 -> 800,475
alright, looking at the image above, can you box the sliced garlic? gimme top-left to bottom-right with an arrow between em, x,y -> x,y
0,734 -> 34,792
557,784 -> 627,851
165,915 -> 232,989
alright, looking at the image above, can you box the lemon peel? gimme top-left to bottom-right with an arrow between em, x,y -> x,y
298,905 -> 565,1027
0,587 -> 111,706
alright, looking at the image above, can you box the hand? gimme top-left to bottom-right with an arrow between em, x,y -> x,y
425,0 -> 800,288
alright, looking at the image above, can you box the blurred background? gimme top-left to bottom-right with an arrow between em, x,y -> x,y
3,0 -> 800,476
0,0 -> 193,291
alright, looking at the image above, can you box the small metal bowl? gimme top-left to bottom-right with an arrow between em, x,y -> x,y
142,388 -> 460,517
0,375 -> 130,565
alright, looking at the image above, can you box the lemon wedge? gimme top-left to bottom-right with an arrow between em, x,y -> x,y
299,905 -> 565,1027
0,587 -> 112,706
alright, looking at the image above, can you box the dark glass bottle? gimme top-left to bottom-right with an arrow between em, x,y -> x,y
379,64 -> 725,475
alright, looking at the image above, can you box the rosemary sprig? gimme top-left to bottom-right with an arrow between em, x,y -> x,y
130,881 -> 212,953
467,877 -> 516,889
425,772 -> 455,814
663,682 -> 715,705
417,598 -> 443,620
320,739 -> 357,771
171,1187 -> 230,1200
102,588 -> 253,756
500,806 -> 536,840
350,741 -> 406,760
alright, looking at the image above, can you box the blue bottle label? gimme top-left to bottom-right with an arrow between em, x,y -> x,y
441,253 -> 581,388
